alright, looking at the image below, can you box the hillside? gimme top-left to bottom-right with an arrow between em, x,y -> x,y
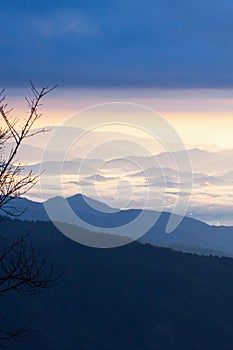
3,195 -> 233,256
1,218 -> 233,349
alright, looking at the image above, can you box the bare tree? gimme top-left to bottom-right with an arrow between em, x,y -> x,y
0,82 -> 58,345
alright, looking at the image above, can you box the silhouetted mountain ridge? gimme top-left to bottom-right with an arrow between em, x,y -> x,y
2,194 -> 233,256
2,218 -> 233,349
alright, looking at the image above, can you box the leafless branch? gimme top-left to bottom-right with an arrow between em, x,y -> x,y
0,83 -> 58,345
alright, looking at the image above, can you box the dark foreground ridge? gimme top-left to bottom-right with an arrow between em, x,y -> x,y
1,218 -> 233,349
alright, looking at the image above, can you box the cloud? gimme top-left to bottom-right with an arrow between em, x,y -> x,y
166,191 -> 190,197
33,11 -> 99,38
2,1 -> 233,87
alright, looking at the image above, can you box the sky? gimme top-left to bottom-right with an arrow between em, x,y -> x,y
1,0 -> 233,88
2,1 -> 233,225
1,0 -> 233,150
5,87 -> 233,149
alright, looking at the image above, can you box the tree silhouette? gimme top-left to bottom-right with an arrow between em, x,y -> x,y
0,82 -> 57,344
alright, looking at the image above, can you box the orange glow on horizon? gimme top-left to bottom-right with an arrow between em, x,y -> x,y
5,87 -> 233,150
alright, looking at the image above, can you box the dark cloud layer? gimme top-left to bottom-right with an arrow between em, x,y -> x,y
1,0 -> 233,87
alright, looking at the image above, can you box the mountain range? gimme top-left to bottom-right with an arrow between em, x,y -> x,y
3,193 -> 233,256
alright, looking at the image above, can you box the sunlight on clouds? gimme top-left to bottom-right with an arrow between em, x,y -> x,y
6,87 -> 233,150
164,111 -> 233,149
94,124 -> 154,139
